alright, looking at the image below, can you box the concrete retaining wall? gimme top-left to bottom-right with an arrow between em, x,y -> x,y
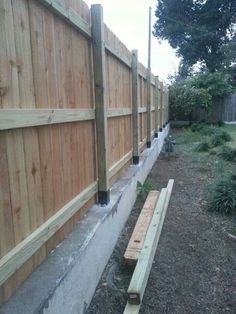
0,126 -> 169,314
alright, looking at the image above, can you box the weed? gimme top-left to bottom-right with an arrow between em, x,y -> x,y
199,125 -> 217,136
191,123 -> 205,132
177,129 -> 202,144
137,180 -> 156,200
218,145 -> 236,161
207,175 -> 236,215
209,149 -> 217,155
217,120 -> 225,127
209,128 -> 232,147
210,133 -> 225,147
195,140 -> 210,152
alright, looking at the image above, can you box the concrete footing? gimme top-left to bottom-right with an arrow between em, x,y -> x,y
0,126 -> 169,314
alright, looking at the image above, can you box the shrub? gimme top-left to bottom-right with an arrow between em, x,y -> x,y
191,123 -> 205,132
195,140 -> 210,152
218,146 -> 236,161
215,129 -> 232,142
209,149 -> 217,155
170,82 -> 212,122
210,129 -> 232,147
207,175 -> 236,215
199,124 -> 217,136
210,134 -> 225,147
217,120 -> 225,127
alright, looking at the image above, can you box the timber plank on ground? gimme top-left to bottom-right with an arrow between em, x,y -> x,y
125,179 -> 174,311
124,191 -> 160,264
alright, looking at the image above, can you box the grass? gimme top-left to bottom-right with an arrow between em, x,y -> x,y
177,128 -> 203,144
207,175 -> 236,215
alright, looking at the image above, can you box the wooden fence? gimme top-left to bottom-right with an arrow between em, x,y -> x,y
190,94 -> 236,122
0,0 -> 169,304
172,94 -> 236,123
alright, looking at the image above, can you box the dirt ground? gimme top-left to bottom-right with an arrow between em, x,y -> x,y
87,128 -> 236,314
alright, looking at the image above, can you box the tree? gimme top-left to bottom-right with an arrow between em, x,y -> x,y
153,0 -> 236,72
169,80 -> 212,122
169,71 -> 233,122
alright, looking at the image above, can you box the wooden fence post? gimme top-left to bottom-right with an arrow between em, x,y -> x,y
166,89 -> 169,124
132,50 -> 140,164
159,81 -> 163,132
146,7 -> 152,148
147,69 -> 151,147
154,76 -> 159,137
163,88 -> 166,127
91,4 -> 110,205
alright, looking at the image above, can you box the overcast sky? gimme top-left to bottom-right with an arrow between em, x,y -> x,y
86,0 -> 180,82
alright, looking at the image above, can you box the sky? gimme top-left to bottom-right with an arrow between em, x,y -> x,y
86,0 -> 180,82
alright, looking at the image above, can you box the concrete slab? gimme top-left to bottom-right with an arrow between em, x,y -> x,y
0,126 -> 169,314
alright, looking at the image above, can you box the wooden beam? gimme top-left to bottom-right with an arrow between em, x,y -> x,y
146,68 -> 151,147
154,76 -> 159,136
146,7 -> 152,148
109,151 -> 132,179
91,4 -> 110,204
105,43 -> 131,69
0,181 -> 98,286
124,191 -> 159,264
131,50 -> 140,164
166,89 -> 169,123
159,82 -> 164,131
37,0 -> 92,38
0,108 -> 95,130
107,108 -> 132,118
127,180 -> 174,305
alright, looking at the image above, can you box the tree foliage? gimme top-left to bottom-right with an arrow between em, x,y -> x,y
170,81 -> 212,121
154,0 -> 236,72
169,71 -> 233,121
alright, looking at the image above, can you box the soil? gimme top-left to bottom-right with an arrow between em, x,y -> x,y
87,128 -> 236,314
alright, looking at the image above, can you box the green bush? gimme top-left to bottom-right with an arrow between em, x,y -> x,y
170,82 -> 212,121
210,133 -> 225,147
191,123 -> 205,132
209,149 -> 217,155
215,129 -> 232,142
199,124 -> 217,136
217,120 -> 225,127
207,175 -> 236,215
209,128 -> 232,147
218,146 -> 236,161
195,140 -> 210,152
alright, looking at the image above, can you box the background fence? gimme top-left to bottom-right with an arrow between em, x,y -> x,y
0,0 -> 169,304
193,94 -> 236,122
171,94 -> 236,123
